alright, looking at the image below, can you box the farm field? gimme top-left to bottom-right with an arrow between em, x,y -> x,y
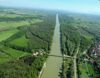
0,29 -> 18,42
0,45 -> 30,63
10,35 -> 28,47
0,19 -> 42,29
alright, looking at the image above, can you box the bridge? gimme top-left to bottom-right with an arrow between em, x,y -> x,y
48,54 -> 76,59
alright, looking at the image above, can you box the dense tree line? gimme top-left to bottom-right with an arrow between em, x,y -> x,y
0,16 -> 39,22
59,14 -> 81,56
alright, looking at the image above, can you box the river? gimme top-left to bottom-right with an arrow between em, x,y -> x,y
41,14 -> 62,78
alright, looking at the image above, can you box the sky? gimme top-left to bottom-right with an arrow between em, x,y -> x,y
0,0 -> 100,14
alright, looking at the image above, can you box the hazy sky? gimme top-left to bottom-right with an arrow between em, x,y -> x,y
0,0 -> 100,14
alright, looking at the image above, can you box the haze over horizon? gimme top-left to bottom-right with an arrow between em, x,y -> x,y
0,0 -> 100,15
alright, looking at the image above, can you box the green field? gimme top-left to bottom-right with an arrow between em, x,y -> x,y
10,35 -> 28,47
0,19 -> 43,29
79,62 -> 89,78
79,61 -> 97,78
0,29 -> 18,42
0,45 -> 30,63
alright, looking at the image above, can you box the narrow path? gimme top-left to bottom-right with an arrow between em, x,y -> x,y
41,14 -> 62,78
73,58 -> 77,78
73,45 -> 80,78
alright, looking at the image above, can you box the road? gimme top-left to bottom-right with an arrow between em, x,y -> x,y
41,14 -> 63,78
73,45 -> 80,78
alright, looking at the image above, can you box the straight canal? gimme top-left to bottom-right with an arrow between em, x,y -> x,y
41,14 -> 63,78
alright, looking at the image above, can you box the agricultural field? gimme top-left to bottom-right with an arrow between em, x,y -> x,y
10,35 -> 29,47
0,29 -> 19,42
0,45 -> 30,63
78,60 -> 100,78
